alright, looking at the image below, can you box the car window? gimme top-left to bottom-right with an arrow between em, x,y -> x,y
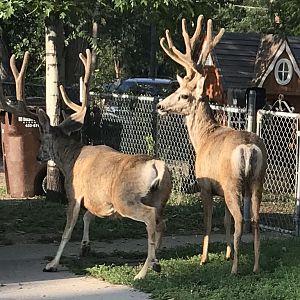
115,80 -> 174,96
115,81 -> 136,93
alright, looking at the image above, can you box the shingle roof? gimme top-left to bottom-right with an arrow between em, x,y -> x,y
212,32 -> 261,89
287,36 -> 300,64
212,32 -> 300,90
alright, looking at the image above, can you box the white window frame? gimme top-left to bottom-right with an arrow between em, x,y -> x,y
274,58 -> 293,85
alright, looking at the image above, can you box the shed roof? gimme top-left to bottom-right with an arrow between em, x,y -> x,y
212,32 -> 300,90
212,32 -> 261,89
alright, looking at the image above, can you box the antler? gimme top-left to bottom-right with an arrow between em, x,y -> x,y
58,49 -> 92,134
0,51 -> 38,121
160,15 -> 225,78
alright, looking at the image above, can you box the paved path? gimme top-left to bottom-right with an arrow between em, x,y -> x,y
0,232 -> 275,300
0,239 -> 155,300
0,234 -> 220,300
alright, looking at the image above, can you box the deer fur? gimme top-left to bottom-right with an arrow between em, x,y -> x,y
0,50 -> 172,280
37,110 -> 171,279
157,16 -> 267,274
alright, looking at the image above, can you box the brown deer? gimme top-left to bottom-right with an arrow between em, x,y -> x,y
157,15 -> 267,274
0,50 -> 172,280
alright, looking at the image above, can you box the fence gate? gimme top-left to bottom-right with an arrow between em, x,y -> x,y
257,108 -> 300,235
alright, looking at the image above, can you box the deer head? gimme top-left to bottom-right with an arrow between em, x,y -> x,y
157,15 -> 224,116
37,49 -> 92,162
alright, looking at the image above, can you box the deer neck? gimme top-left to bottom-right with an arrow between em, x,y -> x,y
185,99 -> 219,151
50,134 -> 83,175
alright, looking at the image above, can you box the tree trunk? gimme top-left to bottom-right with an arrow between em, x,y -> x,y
45,14 -> 65,203
0,26 -> 10,81
149,22 -> 157,78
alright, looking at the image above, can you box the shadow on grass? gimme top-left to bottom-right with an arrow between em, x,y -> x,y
0,196 -> 224,244
63,238 -> 300,300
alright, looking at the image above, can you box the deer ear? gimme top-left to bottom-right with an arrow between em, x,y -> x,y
37,108 -> 51,132
195,76 -> 206,101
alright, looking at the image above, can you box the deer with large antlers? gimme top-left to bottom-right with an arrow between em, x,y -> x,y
157,15 -> 267,274
0,50 -> 172,280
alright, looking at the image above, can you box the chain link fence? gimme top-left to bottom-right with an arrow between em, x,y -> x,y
3,84 -> 296,235
87,93 -> 300,235
257,110 -> 299,234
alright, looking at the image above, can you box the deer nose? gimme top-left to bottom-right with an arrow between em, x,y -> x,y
156,103 -> 162,110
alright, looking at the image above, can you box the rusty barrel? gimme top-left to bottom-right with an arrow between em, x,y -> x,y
1,112 -> 46,197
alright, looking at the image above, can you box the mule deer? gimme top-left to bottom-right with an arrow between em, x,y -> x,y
0,50 -> 172,280
157,15 -> 267,274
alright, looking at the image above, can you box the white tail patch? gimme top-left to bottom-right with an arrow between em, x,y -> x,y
139,160 -> 167,196
231,144 -> 263,179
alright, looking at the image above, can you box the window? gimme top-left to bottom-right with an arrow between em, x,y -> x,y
274,58 -> 293,85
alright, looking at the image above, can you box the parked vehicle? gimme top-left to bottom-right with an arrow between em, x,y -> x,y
112,77 -> 178,97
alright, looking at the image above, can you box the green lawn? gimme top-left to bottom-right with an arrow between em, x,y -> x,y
1,196 -> 299,299
0,194 -> 225,245
64,239 -> 300,300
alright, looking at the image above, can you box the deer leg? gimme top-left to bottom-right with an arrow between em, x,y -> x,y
200,191 -> 213,265
154,202 -> 167,250
224,205 -> 233,260
80,211 -> 95,257
44,199 -> 81,272
155,217 -> 166,250
225,193 -> 243,274
251,187 -> 262,273
117,202 -> 158,280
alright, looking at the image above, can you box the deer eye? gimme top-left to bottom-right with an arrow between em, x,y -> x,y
180,94 -> 189,100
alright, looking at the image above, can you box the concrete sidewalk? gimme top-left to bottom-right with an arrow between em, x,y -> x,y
0,233 -> 259,300
0,238 -> 156,300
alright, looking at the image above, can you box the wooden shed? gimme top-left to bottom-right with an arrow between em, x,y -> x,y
206,32 -> 300,112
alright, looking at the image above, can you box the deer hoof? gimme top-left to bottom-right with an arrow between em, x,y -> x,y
152,263 -> 161,273
43,267 -> 57,272
151,259 -> 161,273
80,241 -> 91,257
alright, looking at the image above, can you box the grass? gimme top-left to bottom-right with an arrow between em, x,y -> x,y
0,186 -> 7,198
0,194 -> 225,245
1,193 -> 300,299
62,239 -> 300,300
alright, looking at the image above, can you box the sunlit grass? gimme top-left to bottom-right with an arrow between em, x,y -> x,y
64,239 -> 300,300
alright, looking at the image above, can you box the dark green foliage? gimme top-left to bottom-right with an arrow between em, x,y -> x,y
1,1 -> 300,89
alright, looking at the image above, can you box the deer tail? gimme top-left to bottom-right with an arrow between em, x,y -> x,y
232,144 -> 263,180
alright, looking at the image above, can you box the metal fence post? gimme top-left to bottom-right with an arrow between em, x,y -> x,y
295,130 -> 300,236
244,90 -> 256,233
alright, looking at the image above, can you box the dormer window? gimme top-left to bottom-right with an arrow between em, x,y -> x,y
275,58 -> 293,85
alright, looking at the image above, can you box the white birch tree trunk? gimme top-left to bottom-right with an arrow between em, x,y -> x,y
45,14 -> 65,202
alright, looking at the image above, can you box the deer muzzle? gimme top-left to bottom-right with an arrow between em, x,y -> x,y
156,103 -> 168,116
